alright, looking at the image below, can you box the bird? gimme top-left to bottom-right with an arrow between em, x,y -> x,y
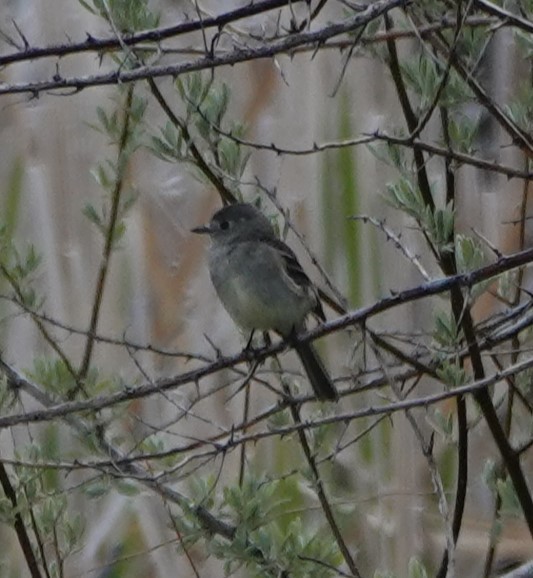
192,202 -> 338,401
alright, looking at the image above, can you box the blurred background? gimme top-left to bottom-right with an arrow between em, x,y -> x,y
0,1 -> 532,576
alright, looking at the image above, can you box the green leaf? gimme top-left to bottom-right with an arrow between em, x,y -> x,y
496,476 -> 521,515
116,481 -> 141,496
455,234 -> 485,273
84,479 -> 111,499
386,178 -> 425,221
79,0 -> 160,32
436,361 -> 466,388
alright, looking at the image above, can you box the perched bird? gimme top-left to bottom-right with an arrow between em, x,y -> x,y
193,203 -> 338,401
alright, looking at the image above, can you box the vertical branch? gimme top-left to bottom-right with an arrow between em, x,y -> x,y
483,165 -> 533,577
385,14 -> 467,571
238,382 -> 251,487
289,399 -> 361,578
0,461 -> 43,578
388,0 -> 533,558
384,15 -> 434,211
25,490 -> 52,578
78,84 -> 135,379
372,338 -> 456,575
436,106 -> 468,578
273,355 -> 362,578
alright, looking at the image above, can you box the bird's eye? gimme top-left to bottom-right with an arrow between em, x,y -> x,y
219,220 -> 230,230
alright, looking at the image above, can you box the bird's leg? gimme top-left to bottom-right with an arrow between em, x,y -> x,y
285,325 -> 300,347
244,329 -> 256,352
244,330 -> 272,353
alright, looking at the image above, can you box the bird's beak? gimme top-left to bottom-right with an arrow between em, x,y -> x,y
191,224 -> 211,235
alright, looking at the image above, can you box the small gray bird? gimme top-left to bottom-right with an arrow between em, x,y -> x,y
192,203 -> 338,401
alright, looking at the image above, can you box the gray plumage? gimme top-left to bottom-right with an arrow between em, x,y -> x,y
193,203 -> 338,401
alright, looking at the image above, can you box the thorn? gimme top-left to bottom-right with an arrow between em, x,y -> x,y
203,333 -> 222,358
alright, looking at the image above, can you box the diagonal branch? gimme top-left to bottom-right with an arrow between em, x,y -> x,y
0,461 -> 43,578
0,0 -> 306,67
3,247 -> 533,428
0,0 -> 407,96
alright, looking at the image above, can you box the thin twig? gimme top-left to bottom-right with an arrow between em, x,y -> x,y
0,461 -> 43,578
78,84 -> 135,379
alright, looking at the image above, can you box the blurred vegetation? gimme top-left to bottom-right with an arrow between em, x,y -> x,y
0,0 -> 532,577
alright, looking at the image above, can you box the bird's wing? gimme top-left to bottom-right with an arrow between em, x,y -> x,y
260,236 -> 326,322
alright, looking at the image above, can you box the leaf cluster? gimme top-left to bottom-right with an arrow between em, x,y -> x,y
150,72 -> 250,198
387,178 -> 455,251
83,91 -> 146,246
173,474 -> 341,577
5,444 -> 85,565
0,227 -> 42,310
78,0 -> 159,33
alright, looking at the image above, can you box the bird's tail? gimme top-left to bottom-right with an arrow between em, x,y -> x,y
294,341 -> 338,401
